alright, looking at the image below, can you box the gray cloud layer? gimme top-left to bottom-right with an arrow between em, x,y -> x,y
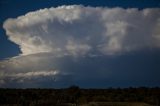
1,5 -> 160,87
1,52 -> 160,88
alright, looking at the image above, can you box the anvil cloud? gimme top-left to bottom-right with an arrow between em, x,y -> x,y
1,5 -> 160,87
3,5 -> 160,56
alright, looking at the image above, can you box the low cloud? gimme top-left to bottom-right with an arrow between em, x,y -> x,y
1,52 -> 160,87
0,70 -> 59,84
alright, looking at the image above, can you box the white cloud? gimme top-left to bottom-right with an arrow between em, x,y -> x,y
3,5 -> 160,56
0,53 -> 73,87
0,70 -> 59,83
1,5 -> 160,87
7,70 -> 59,78
66,39 -> 91,57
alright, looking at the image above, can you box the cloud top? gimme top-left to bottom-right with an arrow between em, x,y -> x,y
1,5 -> 160,87
3,5 -> 160,56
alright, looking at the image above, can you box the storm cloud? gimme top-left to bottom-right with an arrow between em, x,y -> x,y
3,5 -> 160,56
1,5 -> 160,87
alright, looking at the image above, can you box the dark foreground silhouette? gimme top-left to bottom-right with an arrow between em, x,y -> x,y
0,86 -> 159,106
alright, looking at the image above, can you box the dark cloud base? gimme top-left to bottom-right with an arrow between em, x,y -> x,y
0,50 -> 160,88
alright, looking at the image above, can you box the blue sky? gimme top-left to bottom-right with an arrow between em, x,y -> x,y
0,0 -> 160,88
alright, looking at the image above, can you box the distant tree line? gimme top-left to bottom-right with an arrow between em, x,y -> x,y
0,86 -> 159,106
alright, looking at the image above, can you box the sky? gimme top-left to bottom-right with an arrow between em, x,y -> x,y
0,0 -> 160,88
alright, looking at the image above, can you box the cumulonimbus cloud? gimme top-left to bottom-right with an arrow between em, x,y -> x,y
1,5 -> 160,87
3,5 -> 160,56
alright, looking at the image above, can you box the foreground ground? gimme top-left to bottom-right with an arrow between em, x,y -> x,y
0,86 -> 159,106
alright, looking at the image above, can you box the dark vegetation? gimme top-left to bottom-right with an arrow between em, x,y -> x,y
0,86 -> 160,106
